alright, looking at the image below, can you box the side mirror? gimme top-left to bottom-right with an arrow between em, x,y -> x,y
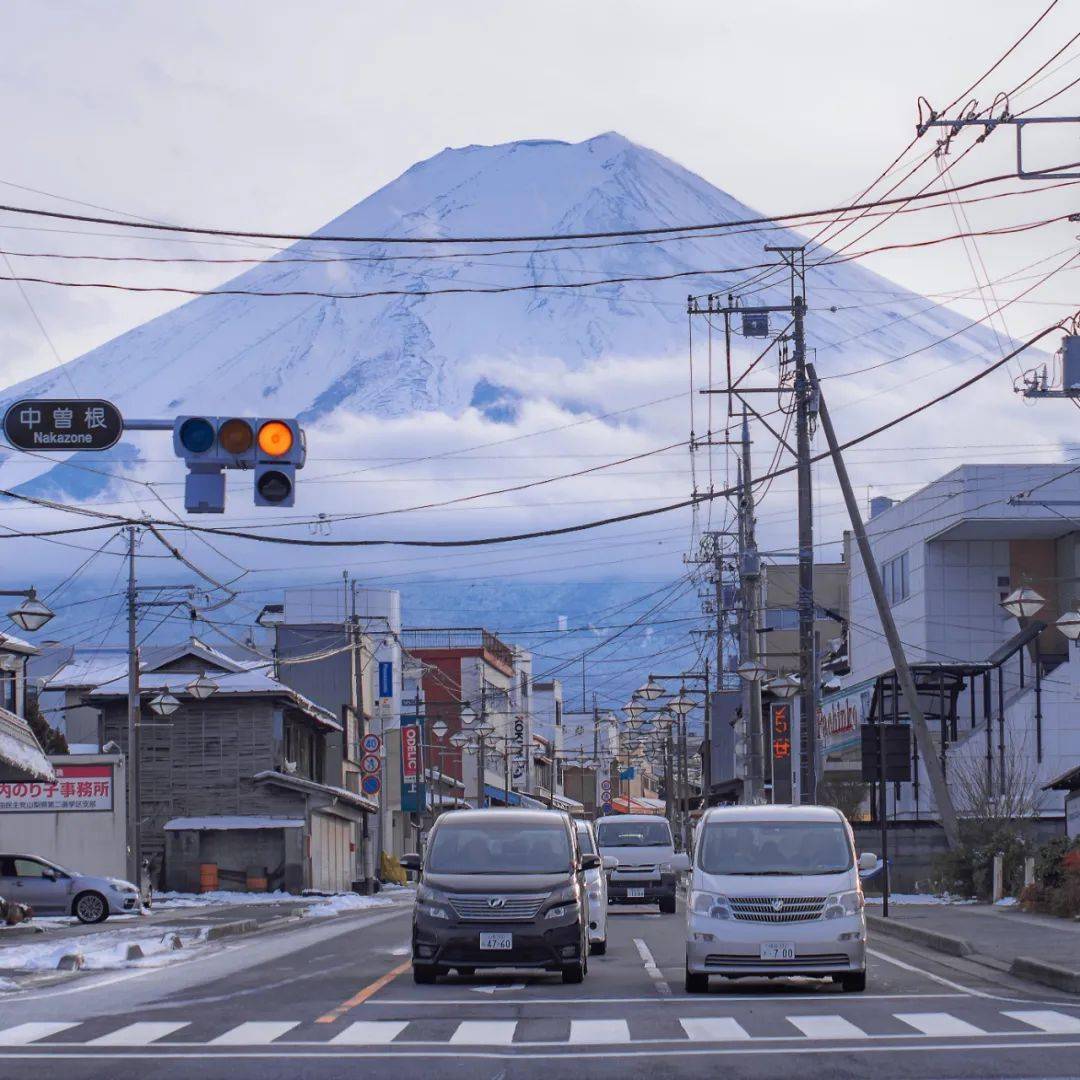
601,855 -> 619,871
670,853 -> 691,873
42,869 -> 58,881
400,853 -> 422,873
580,853 -> 602,871
858,852 -> 878,871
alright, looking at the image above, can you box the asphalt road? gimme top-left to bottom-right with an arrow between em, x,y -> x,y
3,899 -> 1080,1079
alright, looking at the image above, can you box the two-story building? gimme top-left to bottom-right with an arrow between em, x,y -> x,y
0,631 -> 52,782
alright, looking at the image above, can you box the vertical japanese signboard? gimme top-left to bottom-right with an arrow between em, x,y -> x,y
400,716 -> 426,813
378,661 -> 393,699
771,703 -> 793,805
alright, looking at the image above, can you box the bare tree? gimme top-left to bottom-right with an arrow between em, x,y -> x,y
948,746 -> 1042,827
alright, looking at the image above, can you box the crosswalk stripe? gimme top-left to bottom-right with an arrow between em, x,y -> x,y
210,1021 -> 300,1045
329,1021 -> 409,1045
1003,1010 -> 1080,1035
450,1020 -> 517,1045
88,1022 -> 189,1046
679,1017 -> 751,1041
893,1013 -> 985,1037
568,1019 -> 630,1044
0,1023 -> 79,1045
787,1015 -> 868,1039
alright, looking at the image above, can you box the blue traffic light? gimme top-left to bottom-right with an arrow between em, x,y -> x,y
178,417 -> 215,454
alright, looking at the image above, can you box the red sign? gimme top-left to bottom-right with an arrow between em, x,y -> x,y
401,724 -> 420,782
0,763 -> 113,813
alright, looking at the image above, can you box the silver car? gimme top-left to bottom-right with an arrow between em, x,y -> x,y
0,854 -> 141,923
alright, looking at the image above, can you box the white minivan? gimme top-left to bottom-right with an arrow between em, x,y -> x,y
575,820 -> 617,954
595,814 -> 689,914
684,805 -> 875,993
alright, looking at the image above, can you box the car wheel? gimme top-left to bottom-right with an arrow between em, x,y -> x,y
684,964 -> 709,994
412,964 -> 438,984
841,971 -> 867,993
590,938 -> 607,956
73,891 -> 108,924
659,895 -> 677,914
562,959 -> 585,984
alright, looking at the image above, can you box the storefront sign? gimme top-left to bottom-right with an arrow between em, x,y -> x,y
0,763 -> 113,812
378,661 -> 394,699
771,703 -> 793,805
818,679 -> 874,754
400,717 -> 426,813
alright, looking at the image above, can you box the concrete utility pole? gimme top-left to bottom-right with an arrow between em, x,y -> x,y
739,412 -> 765,801
125,525 -> 140,888
348,589 -> 373,894
807,365 -> 961,851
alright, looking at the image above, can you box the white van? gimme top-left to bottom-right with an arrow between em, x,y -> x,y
684,805 -> 875,993
595,814 -> 689,914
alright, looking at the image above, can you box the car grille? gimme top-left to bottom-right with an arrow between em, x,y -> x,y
729,896 -> 826,923
705,952 -> 850,967
447,894 -> 546,922
613,864 -> 657,875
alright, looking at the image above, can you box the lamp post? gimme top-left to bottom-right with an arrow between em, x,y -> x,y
1,588 -> 55,633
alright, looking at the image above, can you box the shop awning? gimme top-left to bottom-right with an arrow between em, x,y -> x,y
484,784 -> 522,806
610,794 -> 665,815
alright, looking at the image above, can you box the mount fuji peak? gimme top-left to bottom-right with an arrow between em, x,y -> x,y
1,131 -> 1001,432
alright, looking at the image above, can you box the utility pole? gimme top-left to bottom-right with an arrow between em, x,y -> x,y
348,581 -> 373,894
125,526 -> 140,888
739,411 -> 764,801
807,364 -> 961,850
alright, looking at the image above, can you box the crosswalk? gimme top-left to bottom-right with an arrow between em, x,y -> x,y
3,1009 -> 1080,1048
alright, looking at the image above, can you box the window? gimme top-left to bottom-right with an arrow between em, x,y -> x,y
882,551 -> 910,606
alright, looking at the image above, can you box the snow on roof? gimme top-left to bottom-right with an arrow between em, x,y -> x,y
164,816 -> 304,831
0,707 -> 54,781
0,632 -> 38,656
252,770 -> 377,814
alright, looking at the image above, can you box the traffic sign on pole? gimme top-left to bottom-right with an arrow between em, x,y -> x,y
361,774 -> 382,796
361,753 -> 381,775
3,399 -> 123,452
361,733 -> 382,755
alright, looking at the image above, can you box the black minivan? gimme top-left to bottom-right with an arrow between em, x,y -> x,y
403,808 -> 600,984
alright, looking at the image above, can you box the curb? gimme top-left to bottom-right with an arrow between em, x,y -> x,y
202,918 -> 259,941
1010,955 -> 1080,995
866,915 -> 974,957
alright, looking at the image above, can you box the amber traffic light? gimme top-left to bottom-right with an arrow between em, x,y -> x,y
258,420 -> 293,457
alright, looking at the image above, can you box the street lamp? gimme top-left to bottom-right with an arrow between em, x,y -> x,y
667,688 -> 697,716
1056,610 -> 1080,640
634,678 -> 665,701
623,700 -> 645,721
1001,587 -> 1046,619
431,719 -> 448,738
737,659 -> 767,683
450,731 -> 470,749
768,673 -> 800,699
148,691 -> 180,716
460,705 -> 477,727
185,674 -> 219,700
2,588 -> 55,632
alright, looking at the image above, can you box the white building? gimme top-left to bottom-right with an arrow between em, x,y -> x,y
846,463 -> 1080,820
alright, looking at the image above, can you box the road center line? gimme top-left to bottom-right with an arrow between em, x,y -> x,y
315,959 -> 412,1023
633,937 -> 671,996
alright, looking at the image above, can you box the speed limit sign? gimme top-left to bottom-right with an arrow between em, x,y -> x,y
361,733 -> 382,755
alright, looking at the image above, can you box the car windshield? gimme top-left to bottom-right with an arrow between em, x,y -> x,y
698,821 -> 853,876
576,826 -> 595,854
426,819 -> 572,874
596,821 -> 672,847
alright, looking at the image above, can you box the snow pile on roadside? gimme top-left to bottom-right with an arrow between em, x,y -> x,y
994,896 -> 1020,907
0,977 -> 19,991
0,930 -> 191,972
153,889 -> 299,909
301,893 -> 398,918
865,893 -> 978,905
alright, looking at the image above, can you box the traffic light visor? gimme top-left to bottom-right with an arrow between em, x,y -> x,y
258,420 -> 293,457
179,417 -> 215,454
219,418 -> 254,454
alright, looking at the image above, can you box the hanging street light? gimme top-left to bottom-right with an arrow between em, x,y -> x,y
666,688 -> 697,716
1056,610 -> 1080,640
4,588 -> 55,633
1001,587 -> 1046,619
768,673 -> 800,699
450,731 -> 470,749
737,659 -> 767,683
185,674 -> 219,700
634,678 -> 665,701
623,700 -> 645,721
460,705 -> 477,727
148,691 -> 181,716
431,719 -> 449,738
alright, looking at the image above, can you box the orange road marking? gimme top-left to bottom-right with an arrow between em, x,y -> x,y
315,959 -> 412,1023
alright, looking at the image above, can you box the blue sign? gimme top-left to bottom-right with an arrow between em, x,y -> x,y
361,774 -> 382,796
378,661 -> 394,699
601,801 -> 614,814
400,716 -> 426,814
619,767 -> 635,781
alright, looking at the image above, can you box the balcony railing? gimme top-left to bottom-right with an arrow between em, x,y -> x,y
401,628 -> 515,671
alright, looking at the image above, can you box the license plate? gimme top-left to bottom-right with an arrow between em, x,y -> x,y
627,887 -> 645,899
480,932 -> 513,950
760,942 -> 796,960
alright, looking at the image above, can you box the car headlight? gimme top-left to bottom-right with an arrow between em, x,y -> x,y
689,890 -> 732,920
416,884 -> 452,920
420,903 -> 450,920
545,905 -> 570,920
823,890 -> 864,919
107,880 -> 138,894
544,886 -> 579,919
659,861 -> 673,873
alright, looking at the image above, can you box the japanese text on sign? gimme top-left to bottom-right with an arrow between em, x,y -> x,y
0,764 -> 113,812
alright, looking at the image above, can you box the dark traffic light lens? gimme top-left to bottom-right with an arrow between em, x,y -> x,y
219,418 -> 254,454
256,469 -> 292,503
179,417 -> 215,453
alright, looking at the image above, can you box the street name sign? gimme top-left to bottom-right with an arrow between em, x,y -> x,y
3,398 -> 123,451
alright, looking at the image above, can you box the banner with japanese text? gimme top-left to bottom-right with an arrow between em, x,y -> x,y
0,763 -> 113,812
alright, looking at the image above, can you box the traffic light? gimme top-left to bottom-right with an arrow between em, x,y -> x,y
173,416 -> 306,513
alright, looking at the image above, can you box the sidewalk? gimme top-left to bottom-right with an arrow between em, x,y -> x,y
869,902 -> 1080,994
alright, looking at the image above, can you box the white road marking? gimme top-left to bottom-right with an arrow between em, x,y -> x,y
373,991 -> 966,1006
787,1015 -> 868,1039
88,1022 -> 189,1046
0,1023 -> 78,1045
568,1019 -> 631,1044
894,1013 -> 985,1037
679,1017 -> 750,1041
210,1022 -> 299,1045
450,1020 -> 517,1045
1003,1010 -> 1080,1035
329,1021 -> 408,1044
632,937 -> 671,996
469,983 -> 526,994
